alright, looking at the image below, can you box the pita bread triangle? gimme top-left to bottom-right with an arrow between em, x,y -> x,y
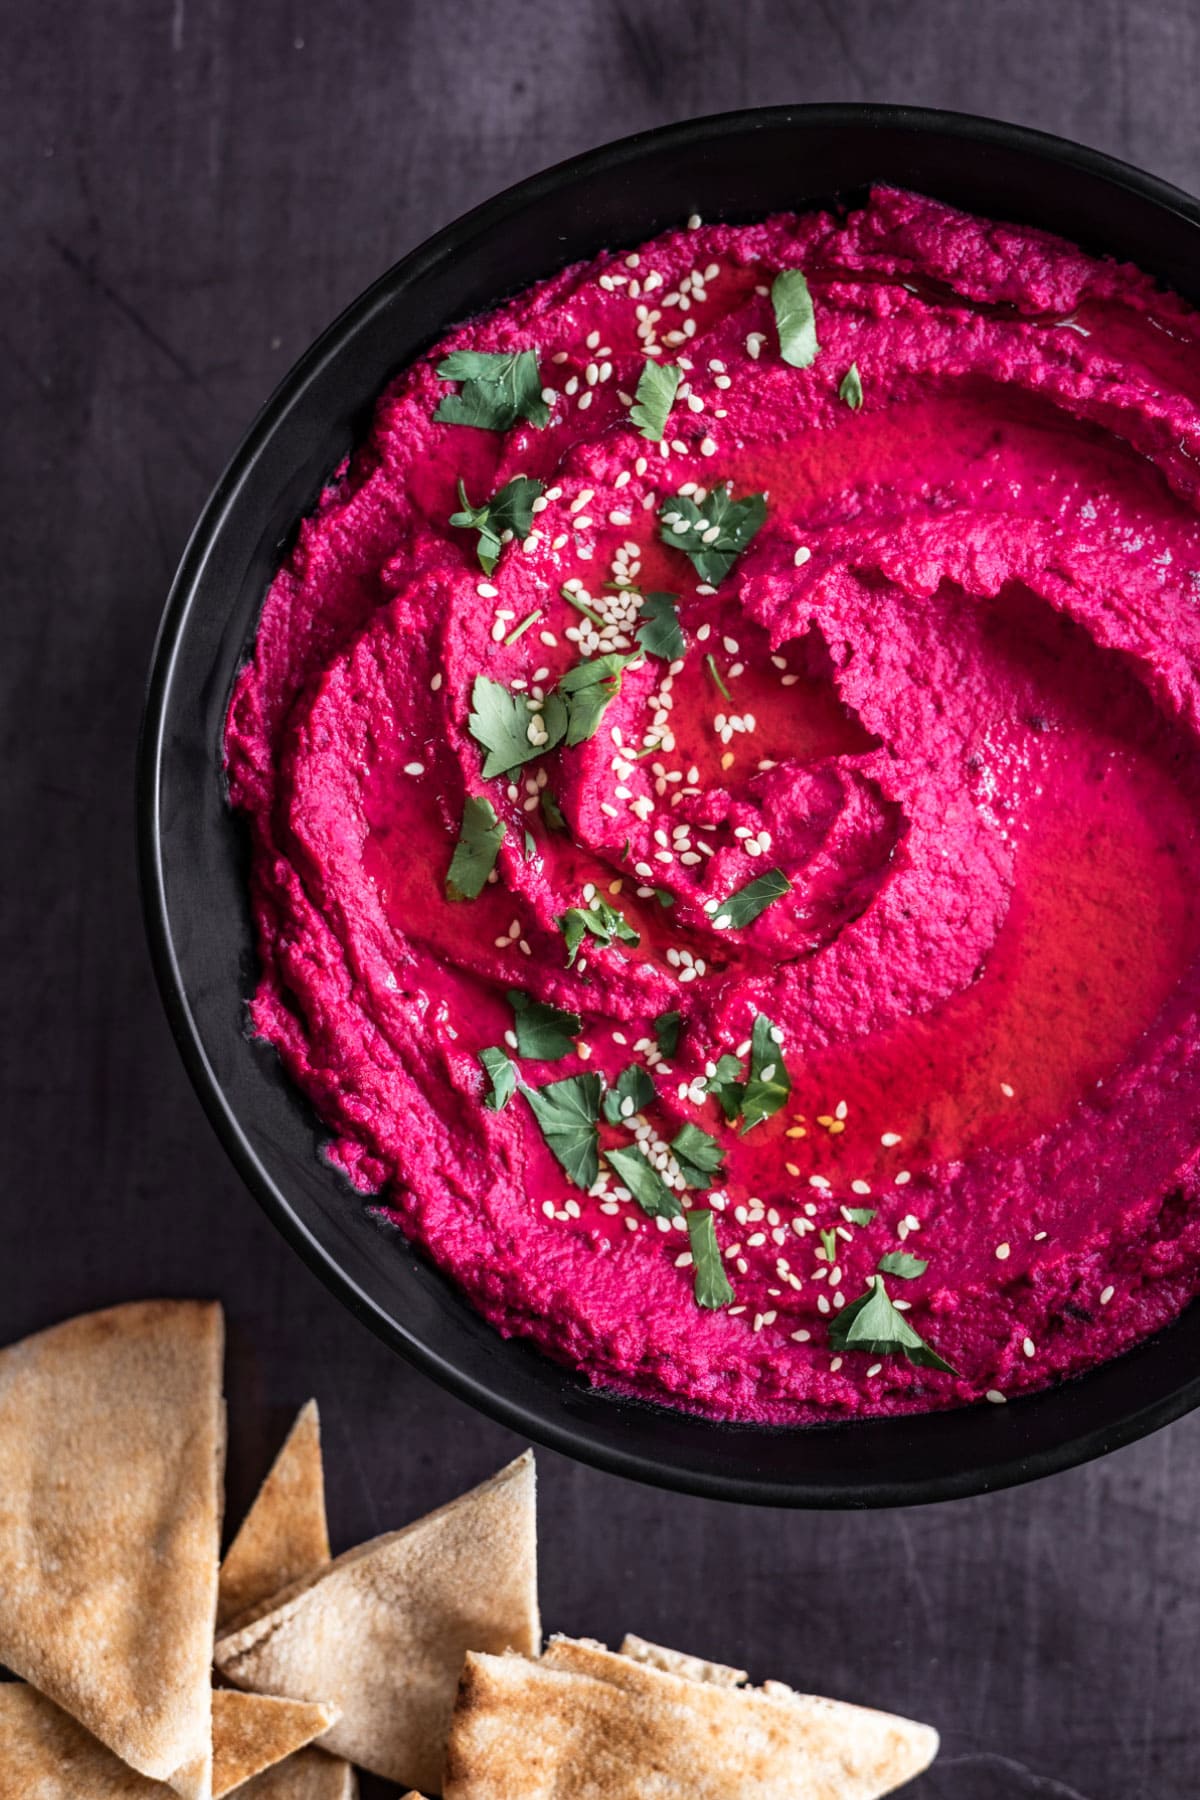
218,1399 -> 330,1629
231,1747 -> 359,1800
211,1690 -> 339,1797
445,1637 -> 938,1799
215,1451 -> 539,1791
0,1301 -> 224,1799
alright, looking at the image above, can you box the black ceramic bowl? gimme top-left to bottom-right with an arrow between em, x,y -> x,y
140,103 -> 1200,1506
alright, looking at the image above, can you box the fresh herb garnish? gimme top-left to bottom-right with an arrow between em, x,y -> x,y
704,1052 -> 746,1122
434,349 -> 549,431
508,989 -> 581,1060
705,652 -> 732,700
449,475 -> 543,575
838,362 -> 864,410
558,653 -> 642,747
558,897 -> 640,967
445,794 -> 506,900
523,829 -> 537,860
658,485 -> 767,584
819,1227 -> 839,1265
739,1014 -> 792,1134
878,1251 -> 928,1280
771,269 -> 819,368
687,1210 -> 734,1309
670,1121 -> 726,1190
710,867 -> 791,931
636,591 -> 685,661
828,1274 -> 956,1373
469,675 -> 567,779
602,1063 -> 656,1125
843,1206 -> 877,1226
478,1046 -> 517,1111
604,1144 -> 682,1219
629,358 -> 681,442
540,788 -> 567,832
522,1072 -> 602,1188
653,1009 -> 682,1058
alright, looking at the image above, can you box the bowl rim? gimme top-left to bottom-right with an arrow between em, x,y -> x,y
139,100 -> 1200,1506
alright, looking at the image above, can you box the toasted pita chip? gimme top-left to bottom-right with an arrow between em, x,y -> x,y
0,1301 -> 224,1800
211,1691 -> 339,1797
215,1452 -> 539,1791
218,1401 -> 330,1629
233,1748 -> 358,1800
445,1642 -> 938,1799
619,1632 -> 748,1688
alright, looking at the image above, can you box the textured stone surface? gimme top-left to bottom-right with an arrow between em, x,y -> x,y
3,4 -> 1198,1794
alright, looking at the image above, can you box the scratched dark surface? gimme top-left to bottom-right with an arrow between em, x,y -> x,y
3,3 -> 1199,1795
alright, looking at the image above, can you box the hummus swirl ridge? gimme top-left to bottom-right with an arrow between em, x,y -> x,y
227,188 -> 1200,1423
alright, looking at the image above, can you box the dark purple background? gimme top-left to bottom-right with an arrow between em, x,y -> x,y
4,5 -> 1198,1795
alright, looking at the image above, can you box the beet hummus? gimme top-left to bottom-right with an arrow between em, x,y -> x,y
225,187 -> 1200,1425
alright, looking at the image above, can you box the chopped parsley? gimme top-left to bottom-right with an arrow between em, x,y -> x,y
828,1274 -> 956,1373
739,1014 -> 792,1133
636,591 -> 685,661
819,1227 -> 839,1266
843,1206 -> 877,1226
878,1251 -> 928,1280
522,1072 -> 601,1188
839,362 -> 864,410
478,1046 -> 516,1111
445,794 -> 506,900
558,897 -> 640,967
687,1210 -> 734,1309
448,474 -> 543,574
508,989 -> 581,1061
558,653 -> 642,746
658,484 -> 767,584
602,1064 -> 656,1125
468,675 -> 567,778
710,867 -> 791,931
653,1008 -> 682,1058
540,788 -> 567,832
705,652 -> 732,700
704,1052 -> 746,1122
434,349 -> 549,431
771,269 -> 819,368
629,358 -> 681,442
604,1144 -> 681,1219
670,1121 -> 726,1190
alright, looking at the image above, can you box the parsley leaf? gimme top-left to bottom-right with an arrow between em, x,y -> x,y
710,867 -> 791,931
771,269 -> 819,368
687,1209 -> 734,1309
878,1251 -> 928,1280
540,787 -> 567,832
670,1121 -> 726,1190
739,1014 -> 791,1134
434,349 -> 549,431
843,1206 -> 877,1226
602,1063 -> 657,1124
558,897 -> 640,966
449,475 -> 543,574
658,485 -> 767,584
819,1227 -> 839,1265
469,675 -> 568,779
445,794 -> 506,900
653,1008 -> 682,1058
558,653 -> 641,747
604,1144 -> 681,1219
636,591 -> 685,661
479,1046 -> 516,1111
704,1051 -> 746,1122
839,362 -> 864,410
630,358 -> 681,441
828,1274 -> 956,1373
522,1072 -> 601,1188
508,989 -> 581,1060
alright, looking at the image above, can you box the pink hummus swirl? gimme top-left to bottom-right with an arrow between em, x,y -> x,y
226,187 -> 1200,1424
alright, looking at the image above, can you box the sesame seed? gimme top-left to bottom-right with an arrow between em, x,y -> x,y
985,1390 -> 1007,1405
700,436 -> 718,457
881,1132 -> 901,1147
404,761 -> 425,776
686,213 -> 701,229
1000,1082 -> 1015,1098
995,1242 -> 1011,1261
477,581 -> 499,598
793,545 -> 811,567
1100,1285 -> 1115,1304
1022,1337 -> 1035,1357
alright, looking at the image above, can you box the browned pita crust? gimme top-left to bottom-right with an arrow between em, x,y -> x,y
445,1642 -> 939,1799
232,1748 -> 358,1800
619,1631 -> 748,1687
210,1690 -> 339,1797
215,1452 -> 539,1791
0,1302 -> 225,1800
218,1401 -> 330,1629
